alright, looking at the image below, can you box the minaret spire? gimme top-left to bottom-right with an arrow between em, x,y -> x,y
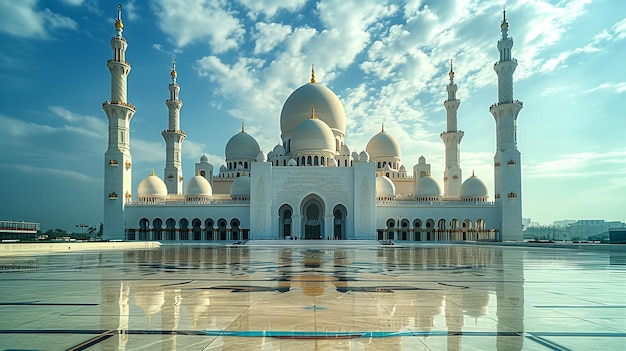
163,60 -> 186,194
441,58 -> 463,198
103,4 -> 135,240
490,8 -> 523,241
310,64 -> 316,83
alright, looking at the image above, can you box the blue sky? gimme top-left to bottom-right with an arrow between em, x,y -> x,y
0,0 -> 624,232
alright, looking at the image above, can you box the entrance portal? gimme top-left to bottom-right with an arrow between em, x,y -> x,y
302,196 -> 324,240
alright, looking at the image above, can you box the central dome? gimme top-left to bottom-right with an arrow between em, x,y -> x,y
280,82 -> 346,138
225,131 -> 260,161
291,117 -> 336,154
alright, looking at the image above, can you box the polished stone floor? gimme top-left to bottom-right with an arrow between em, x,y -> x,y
0,242 -> 624,350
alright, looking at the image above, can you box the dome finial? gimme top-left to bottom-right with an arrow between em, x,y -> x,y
115,4 -> 124,31
448,58 -> 455,82
472,169 -> 475,177
170,58 -> 177,82
381,122 -> 385,133
500,5 -> 509,34
241,121 -> 245,133
310,107 -> 316,119
310,64 -> 316,83
151,169 -> 155,176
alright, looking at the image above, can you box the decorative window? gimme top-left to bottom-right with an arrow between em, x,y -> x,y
109,192 -> 118,199
495,161 -> 501,166
508,192 -> 517,198
507,159 -> 516,165
109,159 -> 118,166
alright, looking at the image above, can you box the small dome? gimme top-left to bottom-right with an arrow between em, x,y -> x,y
418,156 -> 426,164
200,154 -> 208,163
272,144 -> 286,155
366,130 -> 401,160
416,175 -> 442,198
400,165 -> 406,172
376,176 -> 396,199
280,82 -> 347,138
359,150 -> 370,162
461,174 -> 489,200
230,175 -> 251,199
138,172 -> 167,198
340,144 -> 351,156
185,175 -> 212,197
287,158 -> 297,166
256,151 -> 267,162
351,151 -> 359,160
225,131 -> 261,161
219,165 -> 226,171
291,117 -> 335,154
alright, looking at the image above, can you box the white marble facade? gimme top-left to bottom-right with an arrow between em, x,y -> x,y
104,8 -> 523,242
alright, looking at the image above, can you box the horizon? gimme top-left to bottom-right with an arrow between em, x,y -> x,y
0,0 -> 624,232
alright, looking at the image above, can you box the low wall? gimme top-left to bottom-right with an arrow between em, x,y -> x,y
0,241 -> 161,256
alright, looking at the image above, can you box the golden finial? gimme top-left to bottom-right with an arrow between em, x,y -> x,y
151,169 -> 155,176
171,58 -> 177,79
241,121 -> 245,132
115,4 -> 124,29
310,64 -> 316,83
196,170 -> 201,176
310,107 -> 316,119
381,122 -> 385,133
449,58 -> 455,81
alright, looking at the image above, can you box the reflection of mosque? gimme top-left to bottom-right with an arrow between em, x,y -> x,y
99,246 -> 524,350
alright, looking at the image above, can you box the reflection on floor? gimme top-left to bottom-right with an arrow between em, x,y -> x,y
0,243 -> 624,350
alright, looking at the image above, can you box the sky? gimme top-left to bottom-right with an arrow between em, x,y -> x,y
0,0 -> 624,232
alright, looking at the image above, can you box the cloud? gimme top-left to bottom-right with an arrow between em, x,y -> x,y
524,150 -> 626,178
582,82 -> 626,94
0,0 -> 77,39
0,163 -> 96,183
237,0 -> 307,19
151,0 -> 244,52
253,22 -> 292,54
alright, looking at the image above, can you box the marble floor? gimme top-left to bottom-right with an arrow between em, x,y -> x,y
0,242 -> 624,350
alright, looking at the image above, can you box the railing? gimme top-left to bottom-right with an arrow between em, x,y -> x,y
102,100 -> 136,111
377,199 -> 496,206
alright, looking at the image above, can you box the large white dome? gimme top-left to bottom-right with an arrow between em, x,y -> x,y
461,174 -> 489,200
366,129 -> 401,160
138,172 -> 167,198
280,82 -> 346,138
416,175 -> 442,198
225,131 -> 260,161
376,176 -> 396,199
230,176 -> 251,199
290,117 -> 336,154
185,175 -> 212,197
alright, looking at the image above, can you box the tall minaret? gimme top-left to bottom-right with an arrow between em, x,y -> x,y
103,5 -> 135,240
162,59 -> 186,194
490,8 -> 523,241
440,59 -> 464,198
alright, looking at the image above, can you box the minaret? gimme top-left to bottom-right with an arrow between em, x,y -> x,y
490,8 -> 523,241
440,59 -> 464,198
162,59 -> 186,194
103,5 -> 135,240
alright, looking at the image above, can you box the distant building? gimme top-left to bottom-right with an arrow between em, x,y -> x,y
566,220 -> 626,241
0,220 -> 40,241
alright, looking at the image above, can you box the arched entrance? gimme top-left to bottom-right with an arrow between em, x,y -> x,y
301,195 -> 324,240
333,204 -> 347,240
279,204 -> 293,239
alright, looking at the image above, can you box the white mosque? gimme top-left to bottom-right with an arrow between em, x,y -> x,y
103,6 -> 523,242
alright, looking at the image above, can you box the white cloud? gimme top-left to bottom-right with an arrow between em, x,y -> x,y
0,0 -> 77,38
152,0 -> 244,52
0,163 -> 95,183
237,0 -> 307,19
524,150 -> 626,178
253,22 -> 292,54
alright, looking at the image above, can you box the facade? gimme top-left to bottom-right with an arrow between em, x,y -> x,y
0,220 -> 40,241
103,7 -> 524,242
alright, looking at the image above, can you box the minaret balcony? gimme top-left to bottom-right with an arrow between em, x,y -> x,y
102,100 -> 136,112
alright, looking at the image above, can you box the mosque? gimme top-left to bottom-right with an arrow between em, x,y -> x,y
102,6 -> 523,242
